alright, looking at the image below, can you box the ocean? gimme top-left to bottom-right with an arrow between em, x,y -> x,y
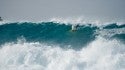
0,21 -> 125,70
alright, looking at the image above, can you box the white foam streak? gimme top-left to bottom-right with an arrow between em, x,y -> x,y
50,17 -> 125,26
50,17 -> 101,26
0,37 -> 125,70
97,28 -> 125,37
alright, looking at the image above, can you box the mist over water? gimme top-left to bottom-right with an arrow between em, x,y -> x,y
0,21 -> 125,70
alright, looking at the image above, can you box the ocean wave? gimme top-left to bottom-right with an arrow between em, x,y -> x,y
0,22 -> 125,47
0,22 -> 97,48
0,37 -> 125,70
0,18 -> 125,26
0,21 -> 125,70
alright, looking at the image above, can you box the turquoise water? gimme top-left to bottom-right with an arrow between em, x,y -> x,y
0,21 -> 125,70
0,22 -> 98,49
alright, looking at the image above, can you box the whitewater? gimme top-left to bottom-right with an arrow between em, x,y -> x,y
0,21 -> 125,70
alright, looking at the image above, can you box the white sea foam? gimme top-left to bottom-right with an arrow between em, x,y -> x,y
50,17 -> 125,26
0,37 -> 125,70
0,17 -> 125,27
97,28 -> 125,38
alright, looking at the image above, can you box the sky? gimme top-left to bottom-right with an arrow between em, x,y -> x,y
0,0 -> 125,22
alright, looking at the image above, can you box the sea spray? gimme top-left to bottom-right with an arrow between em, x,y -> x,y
0,37 -> 125,70
0,21 -> 125,70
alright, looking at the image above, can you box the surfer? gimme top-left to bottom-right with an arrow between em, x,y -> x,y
71,24 -> 79,31
0,17 -> 3,21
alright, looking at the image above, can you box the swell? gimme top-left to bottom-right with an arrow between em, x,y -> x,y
0,21 -> 125,70
0,22 -> 125,48
0,22 -> 97,48
101,23 -> 125,41
103,23 -> 125,29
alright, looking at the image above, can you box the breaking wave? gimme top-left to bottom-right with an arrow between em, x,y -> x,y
0,21 -> 125,70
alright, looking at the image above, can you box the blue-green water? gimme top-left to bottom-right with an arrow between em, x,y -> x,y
0,22 -> 125,48
0,22 -> 98,49
0,22 -> 125,70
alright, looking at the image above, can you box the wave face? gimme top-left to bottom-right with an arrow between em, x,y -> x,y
0,22 -> 98,49
0,22 -> 125,70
